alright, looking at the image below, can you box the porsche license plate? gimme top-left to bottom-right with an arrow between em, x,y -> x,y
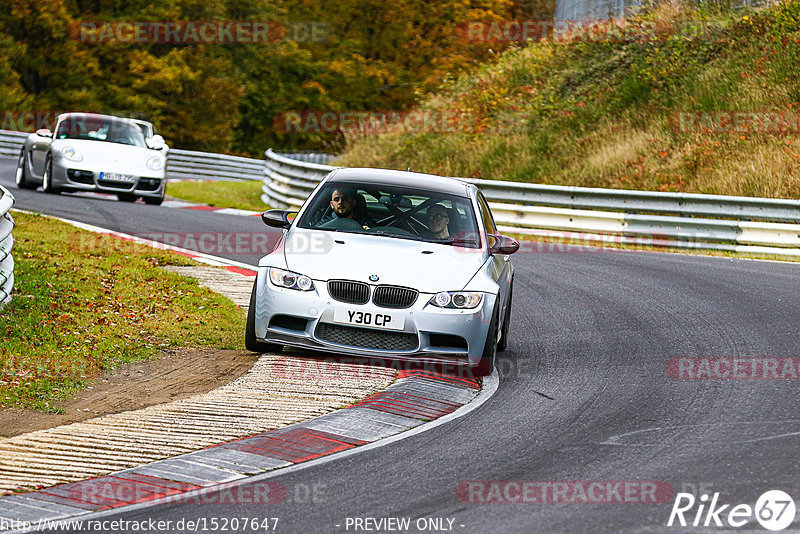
333,309 -> 405,330
102,172 -> 136,183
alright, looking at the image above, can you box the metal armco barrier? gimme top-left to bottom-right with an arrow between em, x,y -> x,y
262,149 -> 800,256
166,149 -> 264,181
0,186 -> 15,308
263,149 -> 337,209
2,127 -> 798,257
0,130 -> 27,158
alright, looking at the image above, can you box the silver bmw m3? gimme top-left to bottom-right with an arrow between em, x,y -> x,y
246,168 -> 519,375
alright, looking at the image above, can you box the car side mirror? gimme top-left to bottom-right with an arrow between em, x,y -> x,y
35,129 -> 52,138
147,134 -> 166,150
489,234 -> 519,255
262,209 -> 297,229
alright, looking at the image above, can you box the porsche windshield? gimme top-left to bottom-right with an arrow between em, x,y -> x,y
55,116 -> 147,147
297,182 -> 481,248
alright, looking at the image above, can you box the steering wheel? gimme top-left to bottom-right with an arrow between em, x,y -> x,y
318,217 -> 364,231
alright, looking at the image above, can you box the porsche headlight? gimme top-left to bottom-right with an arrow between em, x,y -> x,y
430,291 -> 483,309
268,268 -> 314,291
146,155 -> 165,171
61,145 -> 83,162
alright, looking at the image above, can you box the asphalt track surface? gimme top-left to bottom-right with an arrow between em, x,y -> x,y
3,158 -> 800,533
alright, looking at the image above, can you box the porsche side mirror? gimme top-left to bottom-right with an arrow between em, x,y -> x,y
35,129 -> 52,138
147,134 -> 166,150
489,234 -> 519,255
262,209 -> 297,229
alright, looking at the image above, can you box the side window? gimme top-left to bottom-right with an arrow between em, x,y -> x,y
477,193 -> 497,234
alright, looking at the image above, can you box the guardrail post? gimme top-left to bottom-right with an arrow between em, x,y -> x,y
0,185 -> 16,308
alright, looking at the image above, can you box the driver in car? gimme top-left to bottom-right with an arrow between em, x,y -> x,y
321,188 -> 372,229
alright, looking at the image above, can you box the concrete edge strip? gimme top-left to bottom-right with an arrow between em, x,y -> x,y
0,371 -> 497,532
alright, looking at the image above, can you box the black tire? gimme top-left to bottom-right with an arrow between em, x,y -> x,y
498,282 -> 513,352
143,194 -> 164,206
245,282 -> 282,353
117,193 -> 138,202
15,149 -> 36,190
41,155 -> 59,194
473,303 -> 499,377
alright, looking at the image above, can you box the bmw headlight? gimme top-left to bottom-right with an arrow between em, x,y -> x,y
146,155 -> 165,171
61,145 -> 83,162
268,268 -> 314,291
430,291 -> 483,309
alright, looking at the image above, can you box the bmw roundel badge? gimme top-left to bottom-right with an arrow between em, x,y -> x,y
369,274 -> 379,282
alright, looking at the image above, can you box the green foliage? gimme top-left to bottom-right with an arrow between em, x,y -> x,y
0,0 -> 515,154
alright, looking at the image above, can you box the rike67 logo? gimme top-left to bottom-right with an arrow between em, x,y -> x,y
667,490 -> 796,531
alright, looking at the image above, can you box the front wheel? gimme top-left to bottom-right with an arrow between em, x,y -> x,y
245,282 -> 282,353
15,149 -> 36,190
498,283 -> 512,352
143,194 -> 164,206
41,155 -> 59,194
473,304 -> 499,377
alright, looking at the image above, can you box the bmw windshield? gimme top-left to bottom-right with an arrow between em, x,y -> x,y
297,181 -> 481,248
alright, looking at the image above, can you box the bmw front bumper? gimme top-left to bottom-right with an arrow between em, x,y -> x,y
252,269 -> 497,367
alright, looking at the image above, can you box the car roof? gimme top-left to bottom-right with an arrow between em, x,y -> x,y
325,168 -> 471,197
57,112 -> 139,125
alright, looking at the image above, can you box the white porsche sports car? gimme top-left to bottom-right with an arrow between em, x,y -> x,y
15,112 -> 167,205
246,167 -> 519,375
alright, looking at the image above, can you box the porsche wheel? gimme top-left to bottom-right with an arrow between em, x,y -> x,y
42,155 -> 59,194
15,149 -> 36,190
143,194 -> 164,206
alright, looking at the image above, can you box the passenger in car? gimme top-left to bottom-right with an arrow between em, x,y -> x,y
424,204 -> 450,240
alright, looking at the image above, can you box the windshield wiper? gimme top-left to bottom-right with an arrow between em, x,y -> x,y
441,237 -> 479,246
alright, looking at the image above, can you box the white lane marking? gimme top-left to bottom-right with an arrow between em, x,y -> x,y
600,420 -> 800,446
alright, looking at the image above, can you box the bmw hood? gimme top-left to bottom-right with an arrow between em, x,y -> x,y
282,229 -> 486,294
52,139 -> 164,175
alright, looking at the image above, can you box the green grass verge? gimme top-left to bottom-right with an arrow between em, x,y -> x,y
0,211 -> 246,411
167,180 -> 267,211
